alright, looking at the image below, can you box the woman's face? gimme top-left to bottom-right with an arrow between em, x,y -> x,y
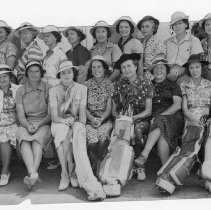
91,60 -> 105,79
20,29 -> 34,45
188,61 -> 202,79
121,59 -> 137,79
0,27 -> 8,43
172,20 -> 187,35
43,32 -> 57,47
205,19 -> 211,35
27,65 -> 41,82
60,68 -> 74,85
119,21 -> 131,37
140,20 -> 154,37
0,73 -> 10,88
95,27 -> 108,43
153,64 -> 167,80
66,30 -> 80,45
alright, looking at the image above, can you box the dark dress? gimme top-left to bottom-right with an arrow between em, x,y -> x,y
112,77 -> 154,153
150,79 -> 184,150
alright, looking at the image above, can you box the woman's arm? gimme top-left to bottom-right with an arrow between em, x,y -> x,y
16,104 -> 31,129
35,104 -> 51,129
99,98 -> 112,123
109,69 -> 120,82
161,95 -> 182,115
79,104 -> 86,124
182,95 -> 197,122
133,98 -> 152,121
112,101 -> 119,119
6,55 -> 16,69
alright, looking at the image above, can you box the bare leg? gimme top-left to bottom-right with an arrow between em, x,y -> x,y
32,141 -> 43,172
157,136 -> 170,165
20,141 -> 35,174
142,128 -> 161,159
56,142 -> 68,175
0,141 -> 12,174
67,142 -> 74,175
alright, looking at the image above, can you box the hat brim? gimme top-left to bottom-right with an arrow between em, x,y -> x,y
90,26 -> 112,38
170,16 -> 189,26
148,62 -> 173,72
114,53 -> 141,70
14,26 -> 38,38
182,59 -> 209,69
63,27 -> 86,41
56,66 -> 78,77
0,70 -> 11,75
113,18 -> 137,34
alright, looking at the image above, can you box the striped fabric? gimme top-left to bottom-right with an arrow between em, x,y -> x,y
16,40 -> 44,83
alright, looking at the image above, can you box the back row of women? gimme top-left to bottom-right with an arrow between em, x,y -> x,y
1,10 -> 211,200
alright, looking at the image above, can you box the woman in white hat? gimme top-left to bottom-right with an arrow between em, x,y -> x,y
114,16 -> 144,76
85,55 -> 114,175
90,20 -> 122,82
63,27 -> 90,84
16,61 -> 51,190
165,11 -> 204,85
49,60 -> 85,191
137,16 -> 166,79
0,64 -> 20,186
0,21 -> 17,75
15,23 -> 43,84
42,25 -> 67,86
201,13 -> 211,80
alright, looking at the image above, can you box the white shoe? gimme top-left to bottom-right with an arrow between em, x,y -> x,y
58,173 -> 70,191
128,167 -> 136,180
137,167 -> 146,181
0,173 -> 10,186
30,172 -> 39,186
70,171 -> 79,188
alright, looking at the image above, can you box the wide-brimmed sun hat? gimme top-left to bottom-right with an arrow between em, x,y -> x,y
201,13 -> 211,30
0,64 -> 11,75
56,60 -> 78,78
182,54 -> 209,69
114,53 -> 141,70
0,20 -> 12,31
113,16 -> 136,34
90,20 -> 112,38
14,22 -> 38,38
170,11 -> 189,26
63,27 -> 86,41
137,16 -> 159,30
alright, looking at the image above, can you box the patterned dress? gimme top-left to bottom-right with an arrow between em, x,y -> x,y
85,78 -> 114,144
112,77 -> 154,151
0,84 -> 18,146
150,79 -> 184,150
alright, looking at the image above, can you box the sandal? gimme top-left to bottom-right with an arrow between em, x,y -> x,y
134,154 -> 147,167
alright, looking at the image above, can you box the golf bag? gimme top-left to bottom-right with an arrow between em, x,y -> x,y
156,116 -> 209,194
98,115 -> 135,197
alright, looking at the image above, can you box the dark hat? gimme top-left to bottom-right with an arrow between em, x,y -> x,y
137,16 -> 159,30
182,54 -> 209,69
114,53 -> 141,70
63,27 -> 86,41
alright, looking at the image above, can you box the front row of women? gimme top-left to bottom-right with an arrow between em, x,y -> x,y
0,52 -> 211,199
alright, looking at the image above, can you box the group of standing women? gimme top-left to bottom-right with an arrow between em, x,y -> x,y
0,10 -> 211,201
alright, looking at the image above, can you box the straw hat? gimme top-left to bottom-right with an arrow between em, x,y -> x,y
0,64 -> 11,75
14,22 -> 38,37
90,20 -> 112,38
56,60 -> 78,78
170,11 -> 189,26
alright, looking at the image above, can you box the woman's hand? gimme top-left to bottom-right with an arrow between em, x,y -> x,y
91,117 -> 101,128
27,125 -> 36,134
62,117 -> 75,127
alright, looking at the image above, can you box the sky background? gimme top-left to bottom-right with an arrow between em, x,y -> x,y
2,0 -> 211,28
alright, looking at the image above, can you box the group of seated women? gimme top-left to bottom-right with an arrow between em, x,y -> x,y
0,10 -> 211,201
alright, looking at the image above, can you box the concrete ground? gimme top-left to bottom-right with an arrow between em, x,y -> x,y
0,154 -> 211,205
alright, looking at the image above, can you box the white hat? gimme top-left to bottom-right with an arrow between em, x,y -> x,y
113,16 -> 136,34
170,11 -> 189,26
42,25 -> 59,33
0,64 -> 11,75
201,13 -> 211,28
90,20 -> 112,38
14,22 -> 38,37
0,20 -> 11,30
56,60 -> 78,78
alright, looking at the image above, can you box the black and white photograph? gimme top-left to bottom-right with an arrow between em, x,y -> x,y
0,0 -> 211,209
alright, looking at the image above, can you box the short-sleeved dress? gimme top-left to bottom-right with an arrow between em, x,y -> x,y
180,78 -> 211,121
49,82 -> 87,148
85,78 -> 114,144
150,79 -> 184,150
91,41 -> 122,73
112,77 -> 154,147
0,83 -> 19,146
16,80 -> 51,150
